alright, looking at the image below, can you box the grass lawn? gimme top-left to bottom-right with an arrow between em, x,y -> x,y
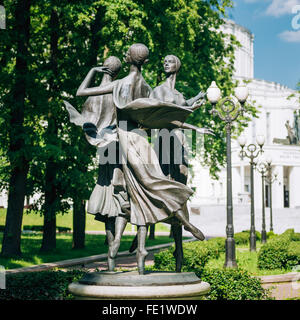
0,232 -> 179,270
0,208 -> 170,233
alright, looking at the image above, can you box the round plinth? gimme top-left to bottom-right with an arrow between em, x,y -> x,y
68,271 -> 210,300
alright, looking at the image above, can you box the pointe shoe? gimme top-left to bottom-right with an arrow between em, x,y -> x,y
108,239 -> 121,259
184,225 -> 205,241
175,209 -> 205,241
136,249 -> 148,275
107,256 -> 115,271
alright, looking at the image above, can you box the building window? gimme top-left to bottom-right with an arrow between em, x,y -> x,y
245,184 -> 249,193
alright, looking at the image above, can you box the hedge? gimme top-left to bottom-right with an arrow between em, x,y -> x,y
257,229 -> 300,270
153,237 -> 225,274
292,232 -> 300,241
200,268 -> 271,300
0,270 -> 85,300
153,238 -> 271,300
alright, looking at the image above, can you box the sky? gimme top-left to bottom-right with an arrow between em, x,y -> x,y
226,0 -> 300,89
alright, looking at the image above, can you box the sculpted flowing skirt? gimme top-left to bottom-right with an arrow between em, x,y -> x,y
117,125 -> 193,226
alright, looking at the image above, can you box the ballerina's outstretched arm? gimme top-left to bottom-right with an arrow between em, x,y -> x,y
186,91 -> 206,107
170,120 -> 214,136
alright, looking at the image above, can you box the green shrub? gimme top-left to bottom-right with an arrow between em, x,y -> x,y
267,231 -> 277,240
200,268 -> 271,300
153,238 -> 271,300
153,246 -> 177,270
292,232 -> 300,241
286,242 -> 300,269
257,229 -> 299,270
153,238 -> 225,273
234,232 -> 250,245
154,241 -> 211,273
206,237 -> 226,257
0,270 -> 85,300
234,230 -> 261,245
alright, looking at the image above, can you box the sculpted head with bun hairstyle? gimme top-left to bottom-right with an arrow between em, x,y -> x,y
125,43 -> 149,68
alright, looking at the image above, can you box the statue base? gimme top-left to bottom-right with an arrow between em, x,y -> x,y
68,271 -> 210,300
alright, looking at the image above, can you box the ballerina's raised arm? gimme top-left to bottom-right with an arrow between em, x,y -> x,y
76,66 -> 117,97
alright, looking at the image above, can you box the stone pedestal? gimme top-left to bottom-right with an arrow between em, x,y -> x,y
68,271 -> 210,300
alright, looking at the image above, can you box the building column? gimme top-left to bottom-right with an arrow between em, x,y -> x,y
232,166 -> 240,204
254,167 -> 262,210
272,165 -> 284,209
289,166 -> 300,208
240,165 -> 245,194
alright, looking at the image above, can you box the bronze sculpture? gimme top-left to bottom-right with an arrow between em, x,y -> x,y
65,56 -> 130,271
129,54 -> 207,271
66,44 -> 209,274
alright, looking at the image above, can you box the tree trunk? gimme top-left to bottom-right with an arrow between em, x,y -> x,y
2,166 -> 29,256
40,9 -> 59,252
40,157 -> 57,252
1,0 -> 31,257
72,198 -> 86,249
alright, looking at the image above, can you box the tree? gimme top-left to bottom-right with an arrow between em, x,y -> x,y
0,0 -> 32,257
0,0 -> 258,255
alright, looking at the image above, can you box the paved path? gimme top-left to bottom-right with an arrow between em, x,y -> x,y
67,249 -> 158,272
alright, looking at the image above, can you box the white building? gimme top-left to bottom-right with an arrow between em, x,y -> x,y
190,20 -> 300,212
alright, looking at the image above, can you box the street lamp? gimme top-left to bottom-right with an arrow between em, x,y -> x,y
238,135 -> 265,251
256,162 -> 267,244
207,81 -> 249,268
264,157 -> 278,232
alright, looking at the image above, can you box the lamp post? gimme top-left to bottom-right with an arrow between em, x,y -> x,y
264,157 -> 277,232
207,81 -> 249,268
238,135 -> 265,252
256,162 -> 267,244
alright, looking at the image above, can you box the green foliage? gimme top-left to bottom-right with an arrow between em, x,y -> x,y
0,0 -> 257,199
267,231 -> 278,240
234,231 -> 250,245
0,0 -> 258,253
154,241 -> 211,273
0,270 -> 85,300
153,238 -> 271,300
200,268 -> 271,300
206,237 -> 226,256
234,230 -> 261,245
258,229 -> 300,270
292,232 -> 300,241
153,238 -> 225,273
286,242 -> 300,269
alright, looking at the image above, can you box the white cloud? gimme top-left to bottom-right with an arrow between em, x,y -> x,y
265,0 -> 300,17
278,29 -> 300,42
243,0 -> 300,17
